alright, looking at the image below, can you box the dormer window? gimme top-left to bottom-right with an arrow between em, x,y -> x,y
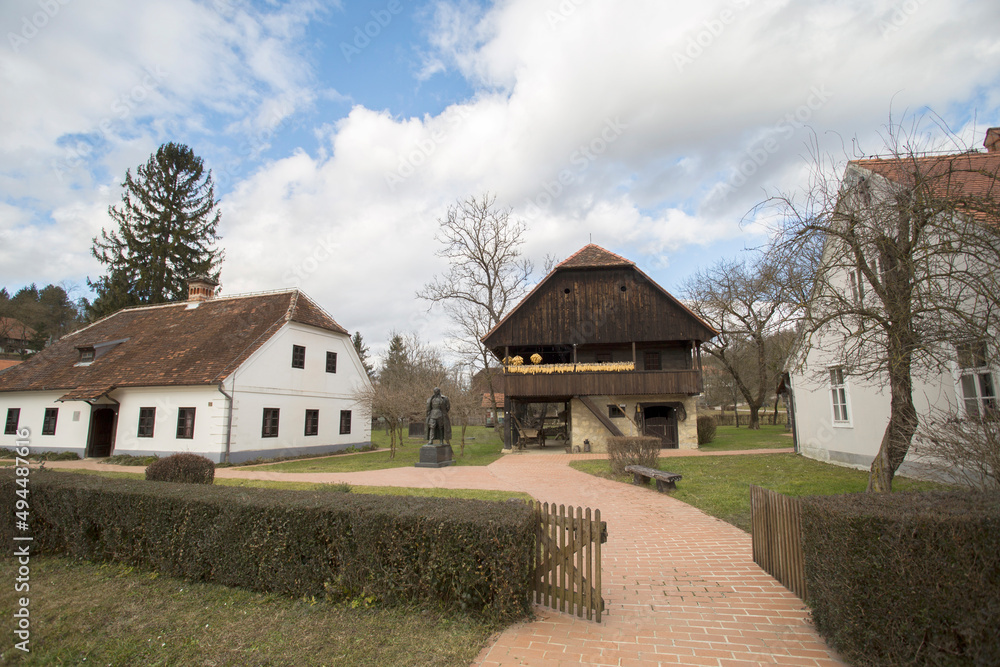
78,348 -> 95,364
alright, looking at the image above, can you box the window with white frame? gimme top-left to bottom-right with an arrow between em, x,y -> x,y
829,367 -> 850,424
957,342 -> 996,418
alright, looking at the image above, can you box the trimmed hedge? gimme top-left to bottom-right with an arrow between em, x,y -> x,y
145,452 -> 215,484
801,491 -> 1000,666
0,471 -> 534,621
607,436 -> 660,475
696,415 -> 717,445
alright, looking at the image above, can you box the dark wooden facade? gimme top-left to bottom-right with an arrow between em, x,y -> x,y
485,266 -> 715,353
504,369 -> 702,398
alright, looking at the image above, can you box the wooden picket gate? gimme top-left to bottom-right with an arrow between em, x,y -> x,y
750,485 -> 807,600
532,501 -> 606,622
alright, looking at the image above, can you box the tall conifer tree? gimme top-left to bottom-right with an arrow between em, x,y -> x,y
89,142 -> 223,319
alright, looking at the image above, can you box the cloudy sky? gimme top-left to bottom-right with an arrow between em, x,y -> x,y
2,0 -> 999,361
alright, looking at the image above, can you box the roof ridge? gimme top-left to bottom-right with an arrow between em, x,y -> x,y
556,243 -> 634,269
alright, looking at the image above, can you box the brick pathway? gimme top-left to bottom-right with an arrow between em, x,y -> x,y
475,454 -> 847,667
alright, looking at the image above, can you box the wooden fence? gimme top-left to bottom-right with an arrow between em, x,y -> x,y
532,502 -> 606,622
750,486 -> 807,601
712,412 -> 788,426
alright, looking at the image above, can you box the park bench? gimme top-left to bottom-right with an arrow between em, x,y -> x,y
624,465 -> 682,493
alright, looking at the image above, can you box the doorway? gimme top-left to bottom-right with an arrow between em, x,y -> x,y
87,407 -> 117,457
642,405 -> 678,449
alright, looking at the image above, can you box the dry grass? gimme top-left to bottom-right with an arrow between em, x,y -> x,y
0,556 -> 503,666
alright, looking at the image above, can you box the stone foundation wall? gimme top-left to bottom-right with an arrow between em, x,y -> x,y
569,394 -> 699,453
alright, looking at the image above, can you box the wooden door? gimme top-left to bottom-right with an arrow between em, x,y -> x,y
87,407 -> 117,457
643,405 -> 678,449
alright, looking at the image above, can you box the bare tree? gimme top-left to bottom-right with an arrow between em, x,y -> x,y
417,193 -> 533,428
913,409 -> 1000,490
772,122 -> 1000,491
353,331 -> 452,458
684,252 -> 804,429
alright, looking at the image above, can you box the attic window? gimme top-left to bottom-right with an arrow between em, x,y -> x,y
78,348 -> 95,364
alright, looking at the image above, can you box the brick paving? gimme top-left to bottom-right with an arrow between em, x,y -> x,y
474,453 -> 848,667
45,448 -> 847,666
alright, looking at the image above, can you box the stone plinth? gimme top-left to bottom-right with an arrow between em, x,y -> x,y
415,443 -> 455,468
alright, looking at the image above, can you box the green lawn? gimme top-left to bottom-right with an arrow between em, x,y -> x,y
251,425 -> 505,473
49,469 -> 531,502
571,452 -> 952,532
699,424 -> 795,451
0,557 -> 500,666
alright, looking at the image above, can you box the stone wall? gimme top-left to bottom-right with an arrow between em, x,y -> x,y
568,394 -> 699,453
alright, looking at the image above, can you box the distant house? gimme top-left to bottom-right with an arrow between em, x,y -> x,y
0,317 -> 36,355
481,392 -> 504,426
482,244 -> 717,451
786,129 -> 1000,474
0,279 -> 372,462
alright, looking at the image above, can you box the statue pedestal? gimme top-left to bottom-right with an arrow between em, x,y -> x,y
415,443 -> 455,468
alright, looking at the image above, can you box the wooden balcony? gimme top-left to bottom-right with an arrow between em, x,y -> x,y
502,368 -> 703,398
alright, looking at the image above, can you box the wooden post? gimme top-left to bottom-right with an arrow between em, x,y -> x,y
632,341 -> 636,366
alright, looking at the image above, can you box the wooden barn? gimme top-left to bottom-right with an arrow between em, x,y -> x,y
482,244 -> 717,452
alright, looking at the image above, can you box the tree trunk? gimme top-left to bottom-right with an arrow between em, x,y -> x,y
867,354 -> 918,492
748,404 -> 761,430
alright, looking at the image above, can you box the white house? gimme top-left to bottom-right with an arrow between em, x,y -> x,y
0,281 -> 372,463
786,129 -> 1000,476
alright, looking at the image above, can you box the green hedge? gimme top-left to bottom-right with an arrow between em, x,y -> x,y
801,491 -> 1000,666
0,471 -> 534,621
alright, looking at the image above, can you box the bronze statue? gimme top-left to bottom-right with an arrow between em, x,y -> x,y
425,387 -> 452,445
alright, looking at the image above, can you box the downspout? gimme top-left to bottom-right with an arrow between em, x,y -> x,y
217,380 -> 234,464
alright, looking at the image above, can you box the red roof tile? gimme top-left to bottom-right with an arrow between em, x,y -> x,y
557,244 -> 634,269
851,151 -> 1000,220
0,290 -> 347,395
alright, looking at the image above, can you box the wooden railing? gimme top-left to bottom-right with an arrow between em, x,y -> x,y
505,369 -> 702,397
533,502 -> 606,622
750,485 -> 807,600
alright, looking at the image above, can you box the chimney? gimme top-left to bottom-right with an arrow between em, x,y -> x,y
187,275 -> 219,302
985,128 -> 1000,154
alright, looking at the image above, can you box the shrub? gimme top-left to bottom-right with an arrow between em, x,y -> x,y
801,491 -> 1000,666
697,415 -> 717,445
607,436 -> 660,475
145,453 -> 215,484
0,471 -> 534,622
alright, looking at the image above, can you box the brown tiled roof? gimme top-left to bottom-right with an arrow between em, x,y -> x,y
0,290 -> 347,396
557,244 -> 634,269
0,317 -> 36,340
0,360 -> 22,372
851,151 -> 1000,219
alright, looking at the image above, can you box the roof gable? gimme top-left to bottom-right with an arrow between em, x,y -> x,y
483,245 -> 716,350
0,290 -> 348,397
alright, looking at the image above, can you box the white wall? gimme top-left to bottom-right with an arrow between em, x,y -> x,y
111,385 -> 226,460
0,391 -> 90,456
221,322 -> 372,462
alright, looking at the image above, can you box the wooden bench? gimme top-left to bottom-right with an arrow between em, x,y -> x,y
624,465 -> 682,493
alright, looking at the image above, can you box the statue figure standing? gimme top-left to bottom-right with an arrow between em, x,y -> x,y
425,387 -> 452,445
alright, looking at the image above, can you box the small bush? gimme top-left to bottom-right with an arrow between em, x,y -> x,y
607,436 -> 660,475
801,491 -> 1000,666
697,415 -> 717,445
145,453 -> 215,484
0,449 -> 81,461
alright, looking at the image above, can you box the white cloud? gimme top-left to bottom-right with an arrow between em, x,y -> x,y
2,0 -> 999,361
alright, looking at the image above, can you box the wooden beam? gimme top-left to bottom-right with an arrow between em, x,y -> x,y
577,396 -> 624,437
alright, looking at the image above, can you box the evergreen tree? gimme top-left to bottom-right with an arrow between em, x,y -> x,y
352,331 -> 374,378
89,142 -> 223,319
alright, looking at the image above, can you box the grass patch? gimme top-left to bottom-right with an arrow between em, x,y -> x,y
0,556 -> 502,666
698,424 -> 794,451
252,426 -> 505,473
48,468 -> 531,502
571,452 -> 952,532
